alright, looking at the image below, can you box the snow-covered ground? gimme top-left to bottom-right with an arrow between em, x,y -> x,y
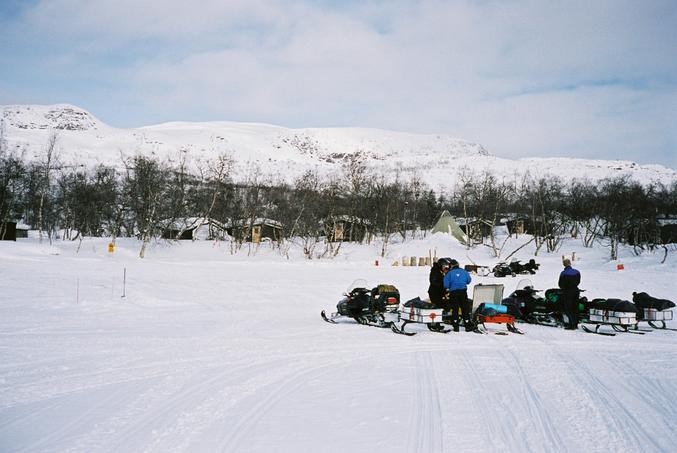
1,234 -> 676,452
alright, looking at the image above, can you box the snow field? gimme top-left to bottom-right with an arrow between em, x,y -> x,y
1,236 -> 676,452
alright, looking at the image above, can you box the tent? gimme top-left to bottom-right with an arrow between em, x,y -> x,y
431,211 -> 467,244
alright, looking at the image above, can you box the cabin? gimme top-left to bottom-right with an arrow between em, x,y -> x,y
15,223 -> 29,238
455,217 -> 495,239
324,215 -> 370,242
503,215 -> 546,236
226,218 -> 284,243
658,216 -> 677,244
161,217 -> 227,241
0,221 -> 17,241
0,221 -> 29,241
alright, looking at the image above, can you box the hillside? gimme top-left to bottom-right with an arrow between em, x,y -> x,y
2,104 -> 676,189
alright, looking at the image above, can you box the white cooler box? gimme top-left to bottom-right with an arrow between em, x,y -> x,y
400,306 -> 444,323
643,308 -> 674,321
588,308 -> 637,326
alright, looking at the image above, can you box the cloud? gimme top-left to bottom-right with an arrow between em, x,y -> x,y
1,0 -> 675,166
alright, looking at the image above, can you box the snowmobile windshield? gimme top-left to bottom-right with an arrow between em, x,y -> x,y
515,278 -> 535,292
346,278 -> 369,294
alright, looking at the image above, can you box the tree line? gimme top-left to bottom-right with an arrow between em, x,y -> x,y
1,135 -> 676,260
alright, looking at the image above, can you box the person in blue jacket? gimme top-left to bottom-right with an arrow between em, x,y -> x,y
558,258 -> 581,330
443,259 -> 472,331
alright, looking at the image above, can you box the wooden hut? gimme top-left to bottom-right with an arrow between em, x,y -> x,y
227,218 -> 284,243
658,216 -> 677,244
161,217 -> 227,241
324,215 -> 370,242
0,221 -> 17,241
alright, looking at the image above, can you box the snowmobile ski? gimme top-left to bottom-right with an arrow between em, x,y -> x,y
391,322 -> 417,336
611,324 -> 646,334
581,325 -> 616,336
506,323 -> 525,334
321,310 -> 338,324
427,323 -> 451,333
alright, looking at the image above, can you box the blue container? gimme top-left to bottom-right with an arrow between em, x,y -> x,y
482,303 -> 507,314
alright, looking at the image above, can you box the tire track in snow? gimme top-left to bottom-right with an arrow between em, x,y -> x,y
216,360 -> 339,453
558,354 -> 668,452
404,351 -> 443,453
501,345 -> 565,452
529,333 -> 674,452
459,349 -> 521,452
78,359 -> 288,453
8,384 -> 134,453
614,360 -> 677,421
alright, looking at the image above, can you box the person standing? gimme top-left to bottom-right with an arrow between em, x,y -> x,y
428,258 -> 450,310
443,259 -> 472,331
558,258 -> 581,330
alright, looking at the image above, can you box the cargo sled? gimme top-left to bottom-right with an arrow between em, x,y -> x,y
390,297 -> 448,336
580,299 -> 643,336
472,284 -> 523,334
632,292 -> 676,331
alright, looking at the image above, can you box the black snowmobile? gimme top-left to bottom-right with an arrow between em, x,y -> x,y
321,279 -> 401,328
502,279 -> 585,327
492,259 -> 540,277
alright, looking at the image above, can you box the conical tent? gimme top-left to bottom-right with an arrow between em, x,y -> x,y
431,210 -> 467,244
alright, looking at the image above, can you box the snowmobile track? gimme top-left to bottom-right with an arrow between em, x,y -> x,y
405,351 -> 444,453
217,360 -> 338,453
502,345 -> 564,451
460,350 -> 521,451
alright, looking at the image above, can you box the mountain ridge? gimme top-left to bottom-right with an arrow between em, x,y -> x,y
2,103 -> 675,189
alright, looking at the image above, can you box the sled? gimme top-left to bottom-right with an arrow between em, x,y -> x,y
390,305 -> 449,336
471,284 -> 523,334
643,309 -> 676,331
474,312 -> 524,335
580,308 -> 641,336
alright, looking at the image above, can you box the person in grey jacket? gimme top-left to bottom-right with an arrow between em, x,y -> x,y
443,259 -> 472,331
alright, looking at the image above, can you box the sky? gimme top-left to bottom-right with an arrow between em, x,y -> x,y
1,0 -> 676,168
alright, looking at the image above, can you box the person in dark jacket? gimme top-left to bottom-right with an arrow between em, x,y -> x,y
558,258 -> 581,330
428,258 -> 450,310
443,259 -> 472,331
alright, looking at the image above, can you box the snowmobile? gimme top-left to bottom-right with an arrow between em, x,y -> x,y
502,279 -> 562,326
492,261 -> 516,278
492,259 -> 540,277
321,279 -> 400,328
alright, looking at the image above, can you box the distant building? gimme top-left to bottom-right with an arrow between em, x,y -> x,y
161,217 -> 227,241
226,218 -> 284,243
0,221 -> 17,241
324,215 -> 370,242
658,216 -> 677,244
0,221 -> 29,241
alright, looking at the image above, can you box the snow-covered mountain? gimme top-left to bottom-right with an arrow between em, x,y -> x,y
2,104 -> 675,189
